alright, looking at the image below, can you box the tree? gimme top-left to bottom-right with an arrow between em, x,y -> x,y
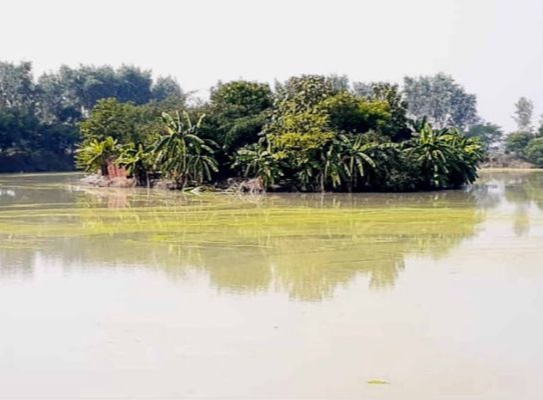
118,143 -> 153,186
405,123 -> 456,188
274,75 -> 337,113
206,80 -> 273,151
0,60 -> 190,173
318,91 -> 394,136
76,137 -> 120,176
336,134 -> 380,192
79,98 -> 148,145
353,82 -> 411,140
151,76 -> 185,102
266,75 -> 337,165
505,131 -> 533,157
405,123 -> 483,189
232,139 -> 284,188
37,71 -> 82,124
114,65 -> 153,105
403,73 -> 479,130
0,61 -> 36,111
41,64 -> 155,117
1,63 -> 491,189
512,97 -> 534,133
326,74 -> 350,92
526,138 -> 543,166
0,108 -> 38,153
152,111 -> 218,188
466,123 -> 503,151
445,132 -> 485,187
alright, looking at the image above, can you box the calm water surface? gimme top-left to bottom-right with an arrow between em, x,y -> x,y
0,171 -> 542,399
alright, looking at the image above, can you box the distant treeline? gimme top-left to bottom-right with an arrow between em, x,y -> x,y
1,60 -> 541,183
0,61 -> 184,172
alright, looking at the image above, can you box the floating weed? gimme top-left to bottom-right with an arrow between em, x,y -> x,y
0,181 -> 490,299
367,379 -> 389,385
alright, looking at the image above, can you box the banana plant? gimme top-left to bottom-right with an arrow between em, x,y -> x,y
118,143 -> 153,187
233,138 -> 284,189
76,136 -> 120,176
151,111 -> 218,189
444,129 -> 485,186
405,122 -> 457,189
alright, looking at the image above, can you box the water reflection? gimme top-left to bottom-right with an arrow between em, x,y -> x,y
480,170 -> 543,236
0,171 -> 542,300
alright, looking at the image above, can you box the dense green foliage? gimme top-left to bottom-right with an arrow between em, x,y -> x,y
526,138 -> 543,167
76,136 -> 120,176
506,131 -> 533,157
152,112 -> 218,188
513,97 -> 534,133
74,74 -> 484,192
204,80 -> 273,152
0,60 -> 488,190
0,61 -> 184,172
403,73 -> 479,130
466,123 -> 503,151
502,96 -> 543,166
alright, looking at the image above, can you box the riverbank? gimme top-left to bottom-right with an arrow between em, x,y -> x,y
481,153 -> 536,169
80,174 -> 267,193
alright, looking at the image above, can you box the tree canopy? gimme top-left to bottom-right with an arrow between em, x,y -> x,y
0,61 -> 184,172
403,73 -> 479,130
1,62 -> 493,190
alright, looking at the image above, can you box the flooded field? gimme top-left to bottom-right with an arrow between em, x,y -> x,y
0,170 -> 542,399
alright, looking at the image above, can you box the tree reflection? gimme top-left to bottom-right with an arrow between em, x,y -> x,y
482,170 -> 543,237
0,176 -> 496,301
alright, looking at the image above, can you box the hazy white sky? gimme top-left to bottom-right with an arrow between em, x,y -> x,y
2,0 -> 542,130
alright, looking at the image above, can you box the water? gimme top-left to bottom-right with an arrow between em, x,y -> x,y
0,171 -> 542,399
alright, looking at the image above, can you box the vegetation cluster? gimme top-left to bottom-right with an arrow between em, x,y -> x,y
77,75 -> 485,191
504,97 -> 543,167
1,62 -> 494,191
0,61 -> 184,172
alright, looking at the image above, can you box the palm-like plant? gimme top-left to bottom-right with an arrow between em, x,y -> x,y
152,111 -> 218,189
117,143 -> 153,187
407,116 -> 429,134
321,139 -> 345,191
76,136 -> 120,176
337,134 -> 379,191
405,123 -> 485,189
405,123 -> 458,189
297,156 -> 321,191
445,129 -> 485,186
233,139 -> 284,189
309,135 -> 383,192
186,142 -> 220,186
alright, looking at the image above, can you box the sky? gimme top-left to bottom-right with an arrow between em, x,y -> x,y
1,0 -> 542,131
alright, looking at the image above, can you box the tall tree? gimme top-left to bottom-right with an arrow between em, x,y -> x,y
0,61 -> 36,111
512,97 -> 534,133
352,81 -> 410,139
79,98 -> 146,145
37,71 -> 81,124
466,122 -> 503,151
206,80 -> 273,151
326,74 -> 350,92
403,73 -> 479,130
151,76 -> 184,102
115,65 -> 153,105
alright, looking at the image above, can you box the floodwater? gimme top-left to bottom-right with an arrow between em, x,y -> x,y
0,171 -> 542,399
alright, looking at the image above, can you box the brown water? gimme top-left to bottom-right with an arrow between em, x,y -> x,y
0,171 -> 542,399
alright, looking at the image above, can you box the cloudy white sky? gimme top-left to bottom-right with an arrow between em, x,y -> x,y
2,0 -> 542,130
